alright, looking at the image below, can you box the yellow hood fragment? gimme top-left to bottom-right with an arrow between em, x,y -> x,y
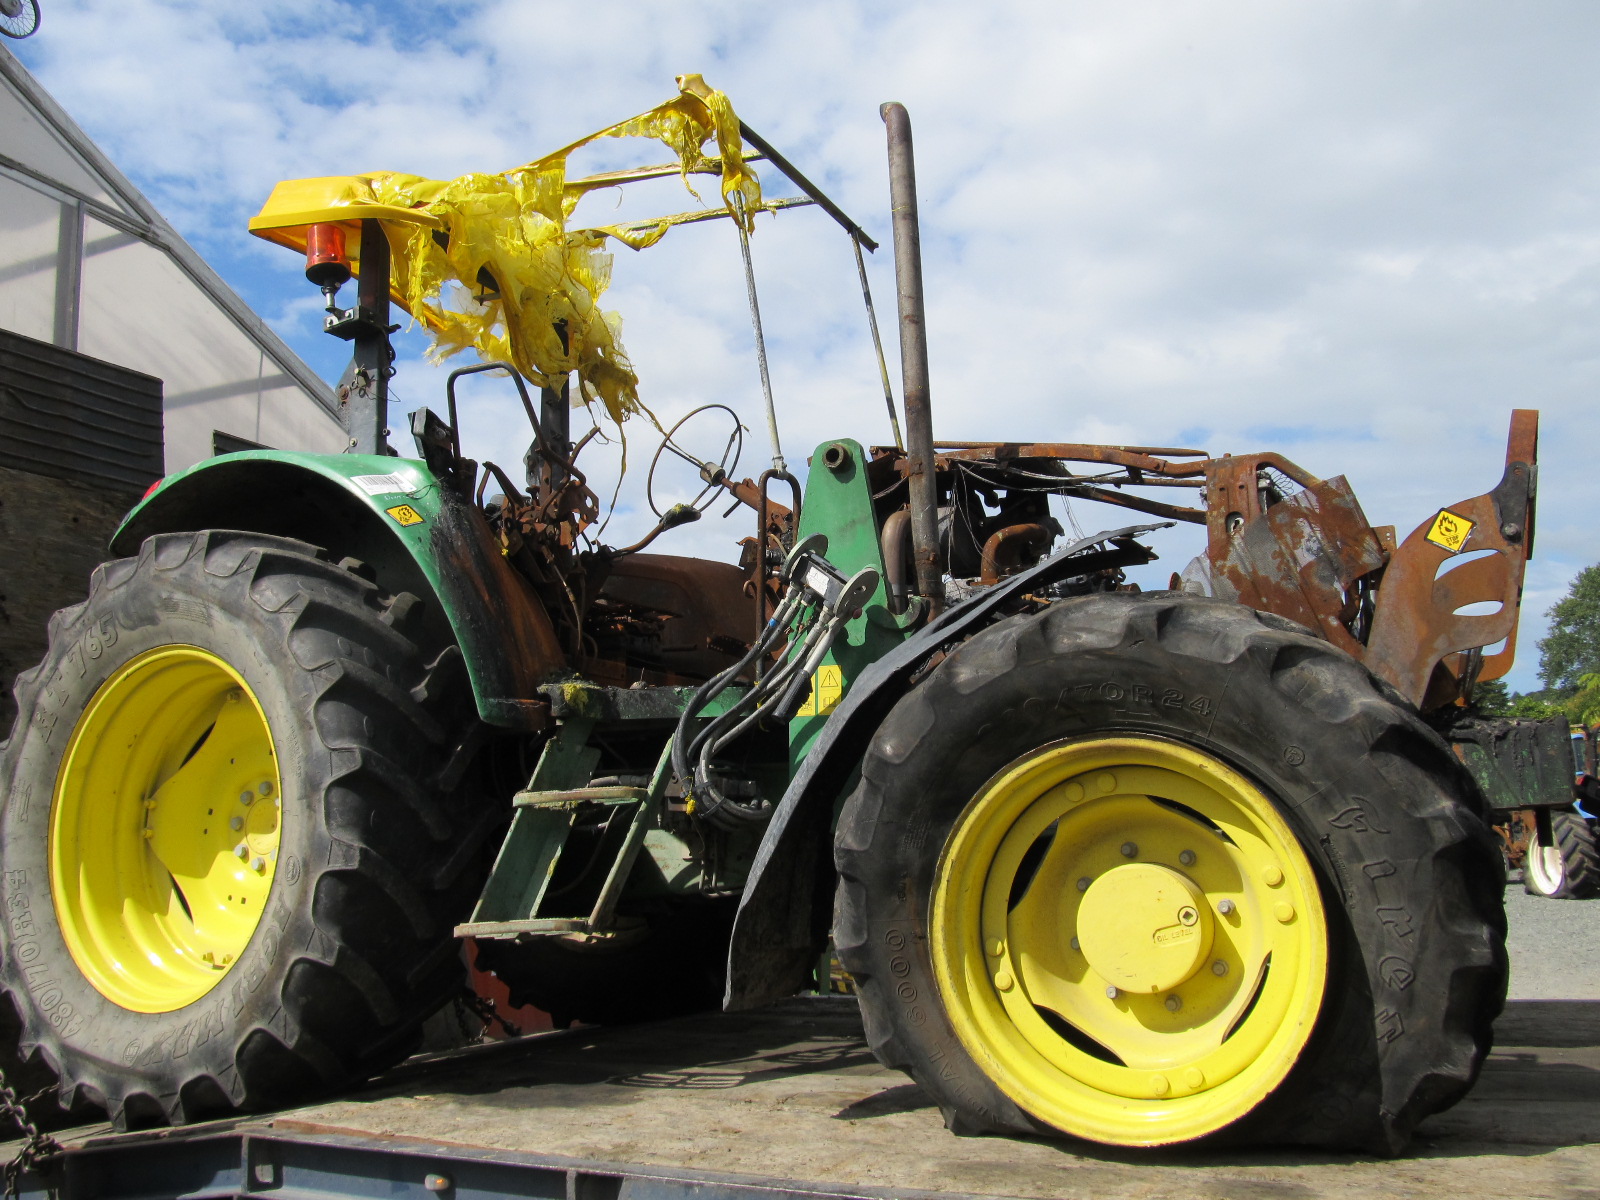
249,74 -> 763,427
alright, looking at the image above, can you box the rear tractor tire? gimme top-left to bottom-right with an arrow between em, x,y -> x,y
1523,811 -> 1600,899
834,592 -> 1507,1154
0,531 -> 485,1126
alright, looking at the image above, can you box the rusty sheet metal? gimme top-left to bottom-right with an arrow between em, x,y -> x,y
597,553 -> 758,679
1208,472 -> 1387,657
1363,410 -> 1538,709
431,486 -> 568,728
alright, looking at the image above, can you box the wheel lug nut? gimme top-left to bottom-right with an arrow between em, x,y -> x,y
239,792 -> 253,806
1077,877 -> 1092,892
1212,960 -> 1228,976
230,816 -> 244,832
1179,849 -> 1196,866
1070,936 -> 1080,951
259,781 -> 273,796
1106,986 -> 1119,999
1218,898 -> 1236,916
1165,995 -> 1182,1012
251,856 -> 266,872
1120,842 -> 1138,858
235,844 -> 249,860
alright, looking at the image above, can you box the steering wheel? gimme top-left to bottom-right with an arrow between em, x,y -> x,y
646,404 -> 746,518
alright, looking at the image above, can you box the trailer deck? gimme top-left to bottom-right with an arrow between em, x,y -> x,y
9,991 -> 1595,1200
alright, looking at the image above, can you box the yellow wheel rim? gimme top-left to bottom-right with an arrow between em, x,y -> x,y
931,736 -> 1327,1146
50,646 -> 283,1013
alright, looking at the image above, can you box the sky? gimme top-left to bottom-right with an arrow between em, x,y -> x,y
13,0 -> 1600,693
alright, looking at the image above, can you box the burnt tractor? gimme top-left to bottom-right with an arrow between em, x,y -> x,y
0,81 -> 1537,1153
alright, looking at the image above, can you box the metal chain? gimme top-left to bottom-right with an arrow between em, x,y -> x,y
0,1065 -> 61,1198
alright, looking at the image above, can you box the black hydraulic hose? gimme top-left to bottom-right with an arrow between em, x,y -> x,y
670,607 -> 792,797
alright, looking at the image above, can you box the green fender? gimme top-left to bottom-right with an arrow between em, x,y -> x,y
112,451 -> 564,729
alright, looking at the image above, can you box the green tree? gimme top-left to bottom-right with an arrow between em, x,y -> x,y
1508,691 -> 1563,719
1539,565 -> 1600,691
1565,672 -> 1600,726
1472,677 -> 1510,715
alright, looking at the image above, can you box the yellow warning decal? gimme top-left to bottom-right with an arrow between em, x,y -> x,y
796,664 -> 845,717
386,504 -> 425,527
1425,509 -> 1474,553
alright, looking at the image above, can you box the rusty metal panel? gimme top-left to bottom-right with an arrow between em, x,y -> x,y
0,325 -> 162,493
1364,410 -> 1537,709
1209,473 -> 1386,654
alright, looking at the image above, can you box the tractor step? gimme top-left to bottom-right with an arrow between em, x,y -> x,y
514,785 -> 645,808
457,719 -> 672,942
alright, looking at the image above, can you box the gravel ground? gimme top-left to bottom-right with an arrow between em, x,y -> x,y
1505,879 -> 1600,999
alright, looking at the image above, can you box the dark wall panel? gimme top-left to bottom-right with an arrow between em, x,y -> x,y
0,325 -> 163,493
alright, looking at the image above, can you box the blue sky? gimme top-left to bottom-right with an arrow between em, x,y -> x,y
16,0 -> 1600,693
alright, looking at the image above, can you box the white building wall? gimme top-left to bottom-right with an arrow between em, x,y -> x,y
0,43 -> 344,473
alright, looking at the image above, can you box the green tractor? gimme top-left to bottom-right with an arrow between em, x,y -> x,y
0,83 -> 1521,1153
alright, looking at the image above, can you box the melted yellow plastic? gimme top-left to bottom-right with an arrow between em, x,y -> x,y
249,74 -> 762,427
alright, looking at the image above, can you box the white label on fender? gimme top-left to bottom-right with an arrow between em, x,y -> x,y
350,473 -> 413,496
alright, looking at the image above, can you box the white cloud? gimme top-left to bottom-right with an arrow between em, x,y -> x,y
15,0 -> 1600,690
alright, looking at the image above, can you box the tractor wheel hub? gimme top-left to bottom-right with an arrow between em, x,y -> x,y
1077,863 -> 1213,994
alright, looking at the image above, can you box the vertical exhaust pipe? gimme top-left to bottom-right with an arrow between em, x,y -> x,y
882,102 -> 943,611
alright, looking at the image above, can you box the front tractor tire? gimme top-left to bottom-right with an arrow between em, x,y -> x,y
834,593 -> 1506,1154
0,531 -> 484,1126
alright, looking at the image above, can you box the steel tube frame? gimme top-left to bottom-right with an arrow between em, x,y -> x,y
881,103 -> 943,610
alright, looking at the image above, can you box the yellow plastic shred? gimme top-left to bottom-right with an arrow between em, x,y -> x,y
249,74 -> 763,427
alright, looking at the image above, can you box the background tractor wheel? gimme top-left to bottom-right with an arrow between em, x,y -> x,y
1523,811 -> 1600,899
834,592 -> 1506,1154
0,531 -> 487,1126
474,896 -> 737,1028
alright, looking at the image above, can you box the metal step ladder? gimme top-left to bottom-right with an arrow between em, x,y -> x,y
456,716 -> 672,939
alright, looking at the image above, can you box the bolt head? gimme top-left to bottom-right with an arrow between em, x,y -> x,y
1212,960 -> 1228,976
1179,849 -> 1196,866
1077,876 -> 1092,892
239,792 -> 254,806
230,816 -> 244,832
1070,936 -> 1080,951
251,856 -> 267,872
259,781 -> 274,796
1165,995 -> 1182,1012
235,844 -> 249,860
1106,985 -> 1119,999
1218,898 -> 1236,915
1120,841 -> 1138,858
